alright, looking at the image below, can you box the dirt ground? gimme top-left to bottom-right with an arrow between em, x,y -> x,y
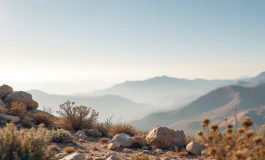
54,137 -> 203,160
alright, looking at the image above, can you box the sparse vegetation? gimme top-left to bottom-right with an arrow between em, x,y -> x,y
8,102 -> 34,127
93,116 -> 113,137
0,123 -> 55,160
99,137 -> 111,143
56,100 -> 99,131
196,116 -> 265,160
108,123 -> 137,137
33,107 -> 54,127
48,144 -> 60,151
51,128 -> 74,143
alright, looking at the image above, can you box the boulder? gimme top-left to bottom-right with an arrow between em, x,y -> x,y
112,133 -> 134,148
108,142 -> 120,150
4,91 -> 38,109
61,152 -> 85,160
76,130 -> 87,140
0,84 -> 13,99
82,128 -> 102,137
0,119 -> 7,125
186,142 -> 206,155
0,99 -> 7,108
146,126 -> 185,149
0,113 -> 20,123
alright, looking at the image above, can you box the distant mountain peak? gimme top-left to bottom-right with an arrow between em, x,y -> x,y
257,71 -> 265,77
251,71 -> 265,82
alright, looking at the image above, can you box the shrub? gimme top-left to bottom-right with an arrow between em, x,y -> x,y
108,124 -> 137,137
63,147 -> 75,153
51,128 -> 74,143
93,116 -> 113,137
56,101 -> 99,131
33,109 -> 54,127
8,101 -> 33,127
8,102 -> 32,119
0,122 -> 55,159
132,136 -> 147,147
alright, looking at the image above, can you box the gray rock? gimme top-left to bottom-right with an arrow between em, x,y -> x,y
0,84 -> 13,98
142,150 -> 151,154
0,113 -> 20,123
82,128 -> 102,137
0,99 -> 7,108
108,142 -> 120,150
106,155 -> 119,160
142,146 -> 150,150
156,149 -> 163,154
0,119 -> 7,125
112,133 -> 134,148
4,91 -> 38,109
76,130 -> 87,140
146,126 -> 185,149
186,142 -> 206,155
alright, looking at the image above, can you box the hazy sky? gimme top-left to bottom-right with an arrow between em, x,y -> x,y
0,0 -> 265,92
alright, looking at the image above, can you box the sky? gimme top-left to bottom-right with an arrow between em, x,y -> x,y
0,0 -> 265,93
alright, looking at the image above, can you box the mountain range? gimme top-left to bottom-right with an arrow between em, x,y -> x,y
130,72 -> 265,134
93,76 -> 236,107
27,71 -> 265,134
28,90 -> 154,122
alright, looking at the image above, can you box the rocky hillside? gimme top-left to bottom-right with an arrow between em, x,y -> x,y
131,83 -> 265,135
0,84 -> 39,125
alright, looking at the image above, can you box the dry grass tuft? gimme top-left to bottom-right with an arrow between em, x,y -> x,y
63,146 -> 75,153
108,124 -> 137,137
93,116 -> 113,137
48,144 -> 60,151
176,151 -> 189,156
195,116 -> 265,159
33,107 -> 54,126
99,138 -> 111,143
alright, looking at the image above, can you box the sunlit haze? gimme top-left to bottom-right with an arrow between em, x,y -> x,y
1,0 -> 265,94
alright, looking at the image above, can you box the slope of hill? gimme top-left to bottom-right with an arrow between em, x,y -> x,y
250,71 -> 265,82
28,90 -> 154,122
93,76 -> 236,106
131,83 -> 265,134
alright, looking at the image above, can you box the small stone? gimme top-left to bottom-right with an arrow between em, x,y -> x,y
142,150 -> 151,154
186,142 -> 206,155
76,130 -> 87,140
123,148 -> 132,153
156,149 -> 163,154
108,142 -> 120,150
142,146 -> 150,150
106,155 -> 119,160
